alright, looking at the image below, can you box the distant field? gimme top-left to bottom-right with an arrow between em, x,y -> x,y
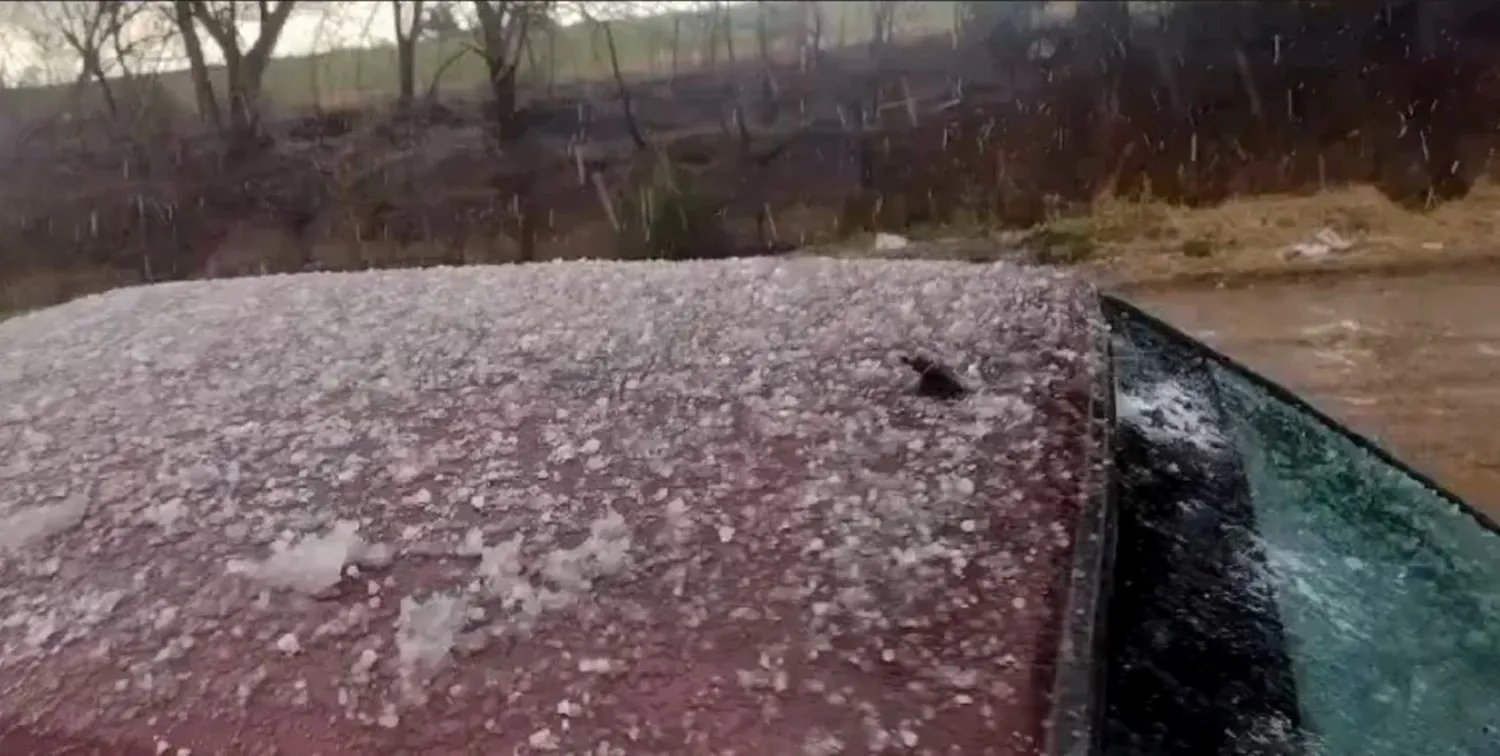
0,1 -> 963,119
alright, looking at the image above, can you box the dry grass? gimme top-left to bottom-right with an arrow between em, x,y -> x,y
10,184 -> 1500,320
793,181 -> 1500,290
1080,183 -> 1500,252
0,267 -> 143,316
1061,182 -> 1500,286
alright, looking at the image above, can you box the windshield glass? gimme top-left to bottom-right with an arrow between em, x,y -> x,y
1110,299 -> 1500,756
1215,362 -> 1500,756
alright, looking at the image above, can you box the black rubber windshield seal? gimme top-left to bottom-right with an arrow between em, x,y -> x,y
1045,310 -> 1118,756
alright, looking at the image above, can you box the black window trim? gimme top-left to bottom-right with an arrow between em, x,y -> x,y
1101,294 -> 1308,755
1045,305 -> 1118,756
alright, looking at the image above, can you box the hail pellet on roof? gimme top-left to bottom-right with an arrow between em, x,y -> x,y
0,259 -> 1106,755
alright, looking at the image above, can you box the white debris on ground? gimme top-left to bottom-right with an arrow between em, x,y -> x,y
0,258 -> 1104,754
227,520 -> 393,596
1299,318 -> 1388,341
394,592 -> 468,702
872,232 -> 911,251
0,496 -> 87,554
1283,227 -> 1355,261
1118,379 -> 1227,453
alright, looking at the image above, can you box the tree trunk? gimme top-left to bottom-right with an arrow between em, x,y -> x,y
394,0 -> 424,106
671,16 -> 682,80
724,10 -> 737,63
234,3 -> 297,132
397,36 -> 417,105
472,0 -> 537,143
80,53 -> 118,117
488,60 -> 522,143
524,34 -> 542,84
185,0 -> 296,153
601,20 -> 648,151
223,55 -> 262,157
755,1 -> 776,124
868,2 -> 899,128
547,27 -> 557,94
756,1 -> 770,62
173,0 -> 221,130
705,12 -> 719,71
803,1 -> 823,72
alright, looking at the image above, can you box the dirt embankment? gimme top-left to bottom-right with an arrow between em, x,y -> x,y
5,3 -> 1500,312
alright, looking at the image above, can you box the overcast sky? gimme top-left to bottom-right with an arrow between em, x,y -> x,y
0,1 -> 724,84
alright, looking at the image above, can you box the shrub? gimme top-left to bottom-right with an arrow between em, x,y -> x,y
616,155 -> 731,260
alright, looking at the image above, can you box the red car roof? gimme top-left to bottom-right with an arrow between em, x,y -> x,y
0,259 -> 1104,754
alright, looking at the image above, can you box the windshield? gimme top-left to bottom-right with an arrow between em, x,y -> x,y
1215,360 -> 1500,755
1110,299 -> 1500,755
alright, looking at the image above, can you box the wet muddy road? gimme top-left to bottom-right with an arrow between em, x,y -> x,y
1129,271 -> 1500,513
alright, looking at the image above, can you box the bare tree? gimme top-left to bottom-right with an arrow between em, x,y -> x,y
470,0 -> 547,142
597,18 -> 648,151
669,14 -> 682,81
17,1 -> 153,118
870,0 -> 900,53
801,1 -> 823,72
754,1 -> 777,123
169,1 -> 299,151
392,0 -> 427,107
419,1 -> 478,100
170,0 -> 220,128
721,3 -> 737,64
701,4 -> 719,70
567,2 -> 646,149
423,1 -> 465,37
513,5 -> 560,92
461,0 -> 549,267
755,1 -> 770,64
866,1 -> 903,125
